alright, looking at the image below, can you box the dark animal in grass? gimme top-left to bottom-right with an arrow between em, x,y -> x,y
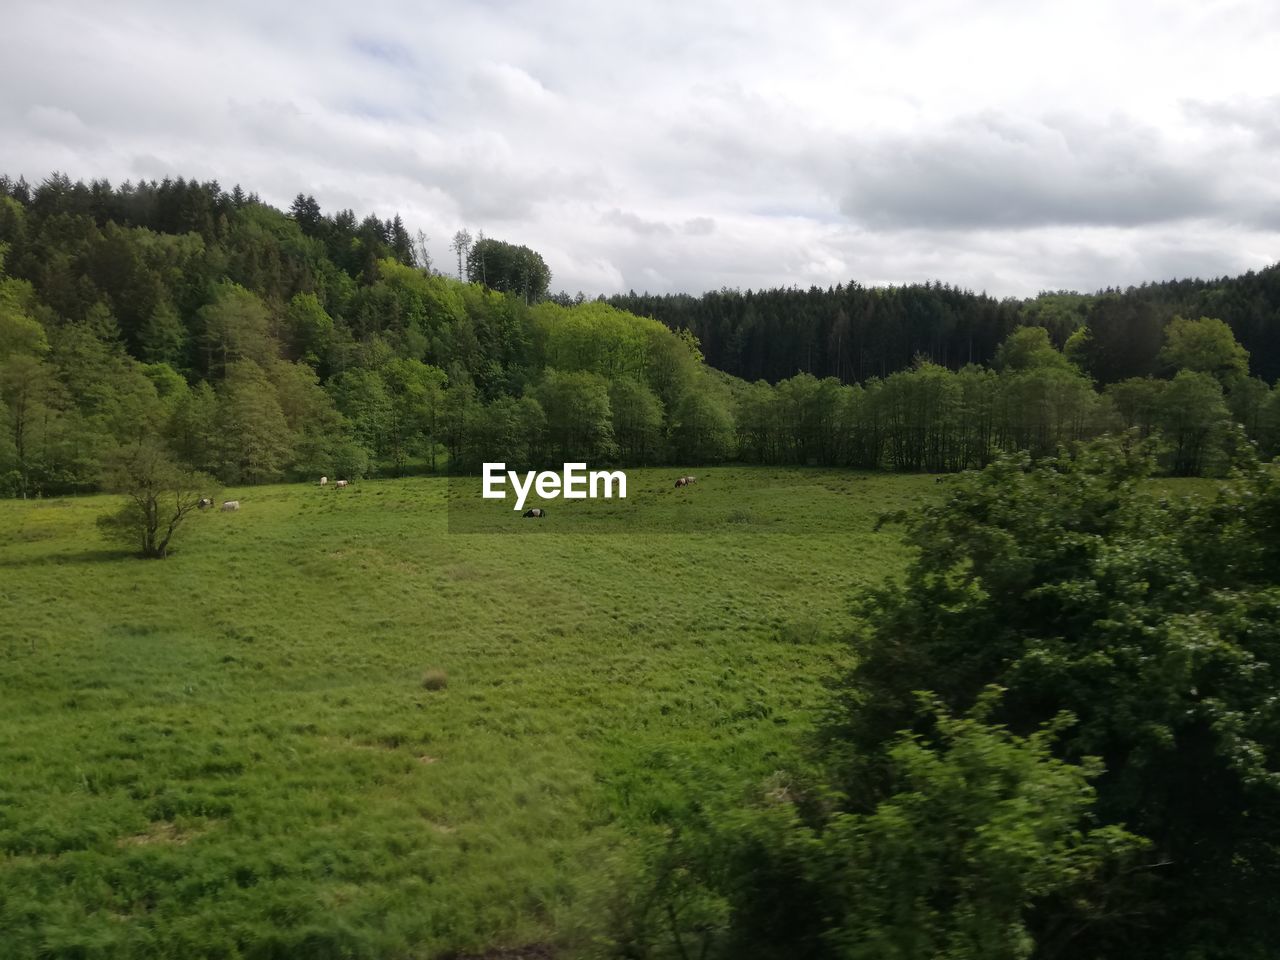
674,477 -> 688,488
523,508 -> 545,518
197,498 -> 213,510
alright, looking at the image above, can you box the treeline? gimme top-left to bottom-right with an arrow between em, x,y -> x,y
0,174 -> 731,496
610,282 -> 1023,384
730,320 -> 1277,477
2,173 -> 1278,499
611,265 -> 1280,386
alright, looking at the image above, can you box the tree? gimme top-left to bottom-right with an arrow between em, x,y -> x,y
167,380 -> 219,475
451,229 -> 472,281
1155,369 -> 1229,475
0,352 -> 68,497
465,237 -> 551,304
609,377 -> 665,464
624,693 -> 1140,960
329,367 -> 390,466
993,326 -> 1076,373
825,439 -> 1280,958
138,300 -> 186,366
283,292 -> 334,367
0,268 -> 66,496
96,439 -> 214,558
669,384 -> 735,463
1103,377 -> 1165,438
382,358 -> 447,474
1158,315 -> 1249,384
412,230 -> 432,272
196,282 -> 276,377
216,360 -> 293,483
533,368 -> 616,463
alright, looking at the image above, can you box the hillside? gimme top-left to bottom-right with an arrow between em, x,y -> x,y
3,173 -> 1279,501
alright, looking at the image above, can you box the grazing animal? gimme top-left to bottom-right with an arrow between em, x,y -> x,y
335,479 -> 349,489
523,508 -> 545,518
685,476 -> 697,484
221,500 -> 240,512
319,476 -> 328,486
674,477 -> 688,488
197,498 -> 213,510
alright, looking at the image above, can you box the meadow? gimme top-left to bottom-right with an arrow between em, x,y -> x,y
8,466 -> 1212,958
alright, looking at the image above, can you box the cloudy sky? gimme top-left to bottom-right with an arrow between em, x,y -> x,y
2,0 -> 1278,298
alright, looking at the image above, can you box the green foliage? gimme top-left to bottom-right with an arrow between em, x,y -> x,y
533,368 -> 617,463
466,236 -> 551,303
994,325 -> 1077,372
813,701 -> 1138,960
619,694 -> 1141,960
283,291 -> 334,366
609,377 -> 665,464
1019,292 -> 1092,344
216,361 -> 293,484
1155,369 -> 1230,475
827,438 -> 1280,958
5,173 -> 1270,499
1158,315 -> 1250,383
96,438 -> 215,558
196,282 -> 275,376
615,267 -> 1280,388
0,466 -> 924,958
669,384 -> 735,463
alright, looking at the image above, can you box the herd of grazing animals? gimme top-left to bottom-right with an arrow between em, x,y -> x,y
199,474 -> 701,522
197,477 -> 352,515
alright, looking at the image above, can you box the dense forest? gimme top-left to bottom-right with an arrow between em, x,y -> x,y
611,266 -> 1280,385
1,172 -> 1279,499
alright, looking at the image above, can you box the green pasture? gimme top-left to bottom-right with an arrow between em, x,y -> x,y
0,467 -> 1193,958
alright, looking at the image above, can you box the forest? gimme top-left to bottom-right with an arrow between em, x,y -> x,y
610,266 -> 1280,385
2,172 -> 1279,501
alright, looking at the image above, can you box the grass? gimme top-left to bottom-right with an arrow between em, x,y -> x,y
0,467 -> 999,957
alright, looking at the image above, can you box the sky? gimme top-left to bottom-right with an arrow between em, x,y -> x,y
2,0 -> 1278,299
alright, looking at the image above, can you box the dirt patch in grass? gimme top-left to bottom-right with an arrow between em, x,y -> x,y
117,821 -> 209,847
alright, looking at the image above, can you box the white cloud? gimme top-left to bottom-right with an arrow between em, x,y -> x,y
0,0 -> 1277,297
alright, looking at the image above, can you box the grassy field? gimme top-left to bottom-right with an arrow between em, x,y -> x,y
0,468 -> 951,958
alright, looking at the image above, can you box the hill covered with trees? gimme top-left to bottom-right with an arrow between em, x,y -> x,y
2,172 -> 1279,501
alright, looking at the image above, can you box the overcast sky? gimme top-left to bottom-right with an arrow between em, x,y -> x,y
2,0 -> 1278,298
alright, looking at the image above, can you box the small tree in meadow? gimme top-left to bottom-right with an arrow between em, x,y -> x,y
97,439 -> 215,558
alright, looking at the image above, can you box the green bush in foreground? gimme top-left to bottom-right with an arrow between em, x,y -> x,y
616,696 -> 1141,960
618,438 -> 1280,960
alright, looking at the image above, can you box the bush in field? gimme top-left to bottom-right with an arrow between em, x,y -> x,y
619,438 -> 1280,959
617,695 -> 1140,960
827,437 -> 1280,957
96,439 -> 215,558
